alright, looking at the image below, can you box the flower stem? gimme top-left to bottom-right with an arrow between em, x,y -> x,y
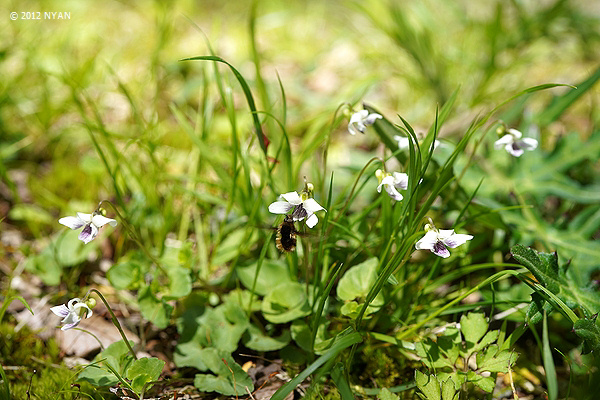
86,289 -> 137,360
98,200 -> 168,275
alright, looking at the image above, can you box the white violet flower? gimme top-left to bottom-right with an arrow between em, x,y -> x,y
494,128 -> 538,157
50,298 -> 93,330
415,224 -> 473,258
393,134 -> 440,151
268,190 -> 326,228
348,110 -> 382,135
59,211 -> 117,244
376,169 -> 408,201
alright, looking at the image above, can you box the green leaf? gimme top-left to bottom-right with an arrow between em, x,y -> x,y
77,340 -> 135,387
24,247 -> 61,286
415,370 -> 441,400
511,245 -> 561,292
193,348 -> 254,396
525,292 -> 554,325
196,305 -> 248,352
243,324 -> 290,352
460,312 -> 488,348
331,362 -> 354,400
261,282 -> 311,324
467,370 -> 495,393
138,285 -> 173,329
173,341 -> 208,371
415,338 -> 455,370
378,387 -> 400,400
166,266 -> 192,299
55,229 -> 98,267
537,66 -> 600,127
440,377 -> 458,400
125,357 -> 165,393
212,229 -> 259,266
237,259 -> 292,296
107,260 -> 141,290
511,245 -> 600,319
336,257 -> 384,316
8,204 -> 53,224
476,345 -> 518,373
573,318 -> 600,354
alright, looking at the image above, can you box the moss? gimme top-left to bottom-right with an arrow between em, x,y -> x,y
0,323 -> 111,399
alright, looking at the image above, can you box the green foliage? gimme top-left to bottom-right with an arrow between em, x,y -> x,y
78,340 -> 164,396
137,285 -> 174,330
192,349 -> 254,396
336,257 -> 384,318
261,282 -> 312,324
415,312 -> 517,396
511,244 -> 600,352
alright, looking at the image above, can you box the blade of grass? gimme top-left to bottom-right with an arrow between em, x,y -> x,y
543,311 -> 558,400
271,329 -> 362,400
180,55 -> 268,156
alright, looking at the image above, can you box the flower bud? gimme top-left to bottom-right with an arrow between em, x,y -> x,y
85,297 -> 96,309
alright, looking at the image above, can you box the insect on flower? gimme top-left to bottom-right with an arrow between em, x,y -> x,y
275,215 -> 298,253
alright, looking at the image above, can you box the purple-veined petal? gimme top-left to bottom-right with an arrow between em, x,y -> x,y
432,241 -> 451,258
268,201 -> 294,215
518,138 -> 538,151
58,216 -> 86,230
305,213 -> 318,228
291,204 -> 308,221
506,143 -> 524,157
415,231 -> 438,250
280,191 -> 302,205
61,321 -> 80,330
302,198 -> 325,214
508,128 -> 523,139
364,113 -> 382,125
385,185 -> 403,201
444,233 -> 473,248
91,214 -> 117,228
50,304 -> 70,318
494,135 -> 513,149
78,224 -> 98,244
392,172 -> 409,190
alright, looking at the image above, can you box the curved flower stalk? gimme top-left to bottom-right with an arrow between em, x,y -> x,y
375,169 -> 409,201
348,109 -> 382,135
415,222 -> 473,258
59,210 -> 117,244
268,181 -> 326,228
494,128 -> 537,157
50,298 -> 94,330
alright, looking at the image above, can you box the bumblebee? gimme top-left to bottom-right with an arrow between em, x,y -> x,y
275,215 -> 298,252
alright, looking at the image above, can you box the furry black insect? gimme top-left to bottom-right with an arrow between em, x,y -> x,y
275,215 -> 298,252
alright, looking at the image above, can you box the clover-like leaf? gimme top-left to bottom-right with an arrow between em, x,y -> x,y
125,357 -> 165,393
261,282 -> 311,324
138,285 -> 173,329
193,348 -> 253,396
460,312 -> 488,348
415,370 -> 441,400
243,324 -> 290,352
